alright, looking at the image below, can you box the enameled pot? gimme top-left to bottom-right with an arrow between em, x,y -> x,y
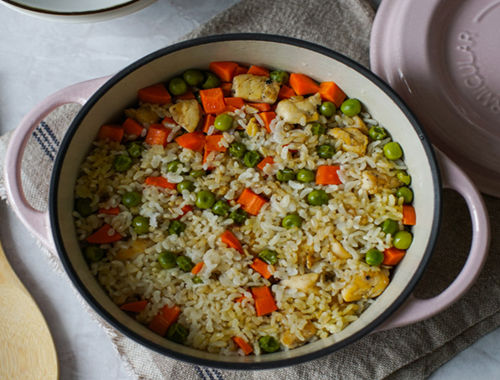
4,34 -> 490,370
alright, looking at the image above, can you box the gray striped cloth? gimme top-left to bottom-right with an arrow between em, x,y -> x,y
1,1 -> 499,379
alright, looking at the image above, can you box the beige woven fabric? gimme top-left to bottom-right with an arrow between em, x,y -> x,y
1,1 -> 499,379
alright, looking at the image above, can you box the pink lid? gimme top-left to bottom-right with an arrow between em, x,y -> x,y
371,0 -> 500,197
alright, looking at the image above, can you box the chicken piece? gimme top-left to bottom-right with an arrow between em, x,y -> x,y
169,99 -> 201,132
361,169 -> 401,195
232,74 -> 280,104
341,270 -> 389,302
281,273 -> 319,291
125,106 -> 160,126
114,239 -> 148,261
214,185 -> 230,197
352,116 -> 369,135
246,117 -> 260,137
331,236 -> 351,259
330,127 -> 369,156
281,322 -> 317,349
275,93 -> 322,126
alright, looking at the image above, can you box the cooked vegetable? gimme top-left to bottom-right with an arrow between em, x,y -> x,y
257,156 -> 274,171
192,276 -> 203,284
145,124 -> 171,147
319,101 -> 336,117
144,176 -> 176,190
168,220 -> 186,236
120,300 -> 148,313
247,65 -> 270,77
122,118 -> 144,138
315,165 -> 342,185
233,336 -> 253,355
132,216 -> 150,235
175,205 -> 193,220
199,87 -> 226,114
225,97 -> 246,109
397,171 -> 411,185
277,168 -> 296,182
200,71 -> 221,90
175,131 -> 206,152
220,230 -> 244,255
158,251 -> 177,269
250,258 -> 272,279
383,142 -> 403,160
340,98 -> 362,117
258,249 -> 278,265
167,322 -> 189,343
212,200 -> 230,216
306,189 -> 329,206
76,198 -> 96,217
368,126 -> 387,140
168,77 -> 188,96
393,231 -> 413,250
310,122 -> 326,136
98,206 -> 120,215
183,69 -> 204,86
98,124 -> 124,143
177,256 -> 194,272
365,249 -> 384,266
288,73 -> 320,95
258,111 -> 276,133
214,113 -> 234,131
237,188 -> 268,216
121,192 -> 141,208
85,246 -> 104,262
137,83 -> 172,105
191,262 -> 204,275
278,84 -> 296,100
396,186 -> 413,204
196,190 -> 216,209
229,142 -> 247,158
316,144 -> 335,159
229,208 -> 248,224
319,81 -> 346,107
167,160 -> 182,173
201,114 -> 216,133
402,205 -> 416,226
296,168 -> 315,183
282,214 -> 303,229
209,61 -> 239,82
252,286 -> 278,317
148,304 -> 180,336
177,180 -> 195,193
269,70 -> 289,84
383,247 -> 406,265
259,336 -> 280,353
189,169 -> 206,178
381,219 -> 399,236
247,103 -> 271,112
243,150 -> 262,168
86,224 -> 122,244
126,141 -> 144,157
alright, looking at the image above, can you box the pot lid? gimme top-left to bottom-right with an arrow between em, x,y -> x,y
371,0 -> 500,197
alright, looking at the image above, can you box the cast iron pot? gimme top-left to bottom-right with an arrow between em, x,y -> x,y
4,34 -> 490,370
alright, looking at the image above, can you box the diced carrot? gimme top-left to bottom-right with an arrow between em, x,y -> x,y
220,230 -> 244,255
236,188 -> 268,216
224,97 -> 245,108
220,82 -> 233,97
319,81 -> 346,108
278,84 -> 296,100
402,205 -> 416,226
252,286 -> 278,317
98,207 -> 120,215
247,65 -> 269,77
205,135 -> 227,152
216,105 -> 238,115
162,116 -> 177,125
383,247 -> 406,266
200,88 -> 226,114
191,262 -> 204,275
249,258 -> 272,279
86,224 -> 122,244
316,165 -> 342,185
232,336 -> 253,355
138,83 -> 172,105
148,304 -> 181,336
246,102 -> 271,112
120,300 -> 148,313
258,111 -> 276,133
175,205 -> 194,220
289,73 -> 320,96
209,61 -> 239,82
144,176 -> 176,190
122,118 -> 144,138
98,124 -> 124,143
175,131 -> 206,151
257,156 -> 274,171
145,124 -> 171,147
201,114 -> 216,134
234,66 -> 248,76
175,89 -> 196,100
235,295 -> 246,303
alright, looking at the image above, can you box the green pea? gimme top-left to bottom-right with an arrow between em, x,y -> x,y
183,69 -> 204,86
126,142 -> 144,158
269,70 -> 289,85
365,249 -> 384,266
168,220 -> 186,236
340,98 -> 362,117
277,168 -> 296,182
229,142 -> 247,158
200,71 -> 221,89
307,189 -> 329,206
158,251 -> 177,269
309,122 -> 326,136
167,160 -> 182,173
189,169 -> 206,178
319,101 -> 336,117
212,200 -> 230,216
243,151 -> 262,168
121,192 -> 141,208
296,168 -> 315,183
76,198 -> 96,217
176,256 -> 194,272
383,142 -> 403,160
238,131 -> 248,139
397,171 -> 411,185
393,231 -> 413,250
167,322 -> 189,343
282,214 -> 303,229
258,335 -> 280,353
214,114 -> 234,131
317,144 -> 335,159
177,180 -> 195,193
168,77 -> 188,96
368,126 -> 387,141
85,246 -> 104,262
132,216 -> 150,234
196,190 -> 215,209
258,250 -> 278,265
396,187 -> 413,204
381,219 -> 399,236
229,208 -> 248,224
113,155 -> 133,172
192,275 -> 203,284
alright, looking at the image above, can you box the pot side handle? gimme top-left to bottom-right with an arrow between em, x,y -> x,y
378,148 -> 490,331
4,76 -> 110,251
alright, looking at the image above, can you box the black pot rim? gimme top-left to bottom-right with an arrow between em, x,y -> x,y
49,33 -> 442,371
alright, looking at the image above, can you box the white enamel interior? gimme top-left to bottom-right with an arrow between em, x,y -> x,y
54,40 -> 437,365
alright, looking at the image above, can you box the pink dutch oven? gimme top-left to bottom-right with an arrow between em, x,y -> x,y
3,35 -> 490,369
